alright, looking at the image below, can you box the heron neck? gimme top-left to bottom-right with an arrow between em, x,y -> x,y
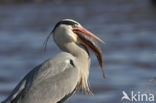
60,42 -> 90,75
62,42 -> 89,61
60,42 -> 91,93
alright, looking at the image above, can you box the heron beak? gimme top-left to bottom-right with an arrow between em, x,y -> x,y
73,27 -> 105,78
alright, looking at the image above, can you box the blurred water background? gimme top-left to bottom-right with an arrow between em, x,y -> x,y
0,0 -> 156,103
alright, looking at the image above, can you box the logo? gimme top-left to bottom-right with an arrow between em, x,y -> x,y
121,91 -> 155,102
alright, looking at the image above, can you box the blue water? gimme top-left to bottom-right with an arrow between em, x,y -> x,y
0,0 -> 156,103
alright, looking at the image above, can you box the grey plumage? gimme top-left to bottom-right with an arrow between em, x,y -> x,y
2,52 -> 80,103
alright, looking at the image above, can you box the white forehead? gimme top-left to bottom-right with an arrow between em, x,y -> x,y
62,19 -> 79,24
61,19 -> 82,27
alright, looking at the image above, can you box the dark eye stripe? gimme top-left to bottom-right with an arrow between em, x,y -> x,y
52,20 -> 78,32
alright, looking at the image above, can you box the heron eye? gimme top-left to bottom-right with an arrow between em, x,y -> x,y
72,24 -> 78,28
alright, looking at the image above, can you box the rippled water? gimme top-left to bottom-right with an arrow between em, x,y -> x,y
0,0 -> 156,103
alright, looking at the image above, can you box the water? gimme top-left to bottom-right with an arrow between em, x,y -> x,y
0,0 -> 156,103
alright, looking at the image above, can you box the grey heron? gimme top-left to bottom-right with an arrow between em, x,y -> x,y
2,19 -> 105,103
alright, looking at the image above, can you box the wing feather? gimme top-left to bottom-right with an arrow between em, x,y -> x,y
2,52 -> 78,103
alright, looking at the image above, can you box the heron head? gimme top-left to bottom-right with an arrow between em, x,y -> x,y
52,19 -> 81,43
47,19 -> 105,78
